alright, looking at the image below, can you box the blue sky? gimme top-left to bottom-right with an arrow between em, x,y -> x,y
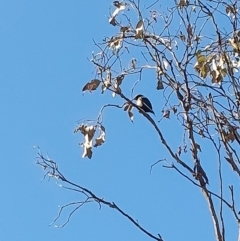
0,1 -> 238,241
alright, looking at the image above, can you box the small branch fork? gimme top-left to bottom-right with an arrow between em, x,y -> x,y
36,150 -> 164,241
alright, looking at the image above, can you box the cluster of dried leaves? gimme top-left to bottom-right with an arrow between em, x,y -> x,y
74,124 -> 105,159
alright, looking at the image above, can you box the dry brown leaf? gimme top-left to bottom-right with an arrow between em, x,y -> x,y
123,102 -> 130,111
222,129 -> 235,142
128,110 -> 134,122
82,142 -> 93,159
199,129 -> 205,138
112,84 -> 121,97
227,132 -> 235,142
108,37 -> 123,51
135,20 -> 144,39
109,17 -> 117,26
172,106 -> 177,114
131,58 -> 137,69
101,80 -> 111,94
75,125 -> 96,159
178,0 -> 189,8
109,1 -> 126,26
123,102 -> 133,121
195,143 -> 202,152
113,1 -> 125,9
77,125 -> 95,141
157,78 -> 164,90
116,74 -> 124,85
82,79 -> 101,93
163,110 -> 170,118
177,146 -> 182,156
187,24 -> 193,37
150,11 -> 157,23
120,26 -> 129,33
94,125 -> 106,147
179,31 -> 186,42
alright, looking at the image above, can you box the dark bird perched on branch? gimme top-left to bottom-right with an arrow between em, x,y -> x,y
134,94 -> 155,115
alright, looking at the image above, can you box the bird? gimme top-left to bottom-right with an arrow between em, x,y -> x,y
134,94 -> 155,115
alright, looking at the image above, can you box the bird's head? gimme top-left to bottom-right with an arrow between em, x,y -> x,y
133,94 -> 144,100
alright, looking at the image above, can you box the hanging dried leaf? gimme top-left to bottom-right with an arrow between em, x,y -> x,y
163,110 -> 170,118
116,74 -> 124,85
94,135 -> 105,147
178,0 -> 189,8
124,102 -> 134,122
75,125 -> 96,159
113,1 -> 120,7
109,1 -> 126,26
179,31 -> 186,42
84,126 -> 95,142
211,71 -> 223,83
82,142 -> 93,159
74,124 -> 94,136
124,102 -> 131,111
128,110 -> 134,122
109,17 -> 117,26
223,129 -> 235,142
200,64 -> 210,78
82,79 -> 101,93
156,78 -> 164,90
113,1 -> 126,9
120,26 -> 129,33
94,125 -> 106,147
194,52 -> 209,78
177,146 -> 181,156
210,58 -> 221,83
108,36 -> 123,51
101,80 -> 111,94
197,54 -> 207,65
172,106 -> 177,114
163,59 -> 169,70
226,5 -> 236,17
112,74 -> 124,97
195,143 -> 202,152
229,38 -> 240,53
187,24 -> 193,38
131,58 -> 137,69
150,11 -> 157,22
135,20 -> 144,39
112,84 -> 121,97
157,66 -> 163,75
194,52 -> 210,79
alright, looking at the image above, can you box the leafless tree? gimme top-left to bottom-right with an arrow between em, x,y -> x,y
37,1 -> 240,241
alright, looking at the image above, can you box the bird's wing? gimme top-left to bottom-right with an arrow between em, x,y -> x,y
142,97 -> 154,113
